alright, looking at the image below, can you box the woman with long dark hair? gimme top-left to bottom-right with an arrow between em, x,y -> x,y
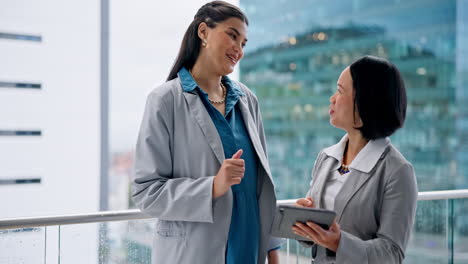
132,1 -> 282,263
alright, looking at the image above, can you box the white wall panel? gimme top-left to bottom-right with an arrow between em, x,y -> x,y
0,0 -> 101,219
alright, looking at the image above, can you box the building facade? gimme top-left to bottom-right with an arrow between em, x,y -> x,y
0,0 -> 105,263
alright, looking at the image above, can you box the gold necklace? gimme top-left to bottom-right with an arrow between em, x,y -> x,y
190,70 -> 226,105
338,141 -> 351,174
338,163 -> 350,174
209,82 -> 227,105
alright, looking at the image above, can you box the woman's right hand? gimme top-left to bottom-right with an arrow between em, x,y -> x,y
296,197 -> 314,208
213,149 -> 245,199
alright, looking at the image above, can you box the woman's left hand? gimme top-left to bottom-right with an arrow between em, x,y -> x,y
292,219 -> 341,252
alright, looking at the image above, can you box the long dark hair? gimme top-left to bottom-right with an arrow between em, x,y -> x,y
166,1 -> 249,81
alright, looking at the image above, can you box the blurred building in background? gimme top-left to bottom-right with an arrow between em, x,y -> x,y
240,0 -> 466,198
239,0 -> 468,262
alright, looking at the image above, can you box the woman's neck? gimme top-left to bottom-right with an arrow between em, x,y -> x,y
191,60 -> 222,95
343,130 -> 369,165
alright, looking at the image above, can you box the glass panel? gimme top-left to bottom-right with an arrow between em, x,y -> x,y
59,223 -> 100,264
454,198 -> 468,263
108,219 -> 153,264
59,219 -> 154,264
58,224 -> 101,263
0,227 -> 45,264
278,239 -> 312,263
405,199 -> 448,263
0,198 -> 463,264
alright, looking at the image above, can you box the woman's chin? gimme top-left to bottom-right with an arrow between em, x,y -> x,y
329,119 -> 341,129
223,65 -> 235,75
221,61 -> 236,74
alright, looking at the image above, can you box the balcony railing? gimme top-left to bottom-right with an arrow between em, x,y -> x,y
1,190 -> 467,264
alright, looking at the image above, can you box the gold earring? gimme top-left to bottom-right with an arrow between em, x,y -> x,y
202,40 -> 207,47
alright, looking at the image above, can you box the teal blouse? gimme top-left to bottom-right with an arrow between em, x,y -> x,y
179,68 -> 260,263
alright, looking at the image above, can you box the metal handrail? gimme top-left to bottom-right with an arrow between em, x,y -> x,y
1,189 -> 467,230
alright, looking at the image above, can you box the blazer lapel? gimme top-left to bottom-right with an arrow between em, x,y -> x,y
237,96 -> 272,178
334,172 -> 373,222
311,158 -> 339,208
183,91 -> 225,165
334,143 -> 390,221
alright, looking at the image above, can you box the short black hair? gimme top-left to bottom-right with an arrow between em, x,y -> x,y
349,55 -> 407,140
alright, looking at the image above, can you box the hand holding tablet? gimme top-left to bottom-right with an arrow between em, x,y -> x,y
271,200 -> 336,242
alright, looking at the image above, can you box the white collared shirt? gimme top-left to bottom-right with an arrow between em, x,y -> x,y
323,170 -> 349,210
322,134 -> 390,210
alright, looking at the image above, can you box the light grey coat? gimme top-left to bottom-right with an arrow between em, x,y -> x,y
304,135 -> 418,264
132,77 -> 278,264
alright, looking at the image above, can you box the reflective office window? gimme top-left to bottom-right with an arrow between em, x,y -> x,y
239,0 -> 468,199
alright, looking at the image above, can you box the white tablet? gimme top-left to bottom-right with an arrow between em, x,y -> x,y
271,204 -> 336,242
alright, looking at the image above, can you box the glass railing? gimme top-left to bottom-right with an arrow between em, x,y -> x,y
1,190 -> 467,264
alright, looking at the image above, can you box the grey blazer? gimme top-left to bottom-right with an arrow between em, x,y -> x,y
304,135 -> 418,264
132,77 -> 278,264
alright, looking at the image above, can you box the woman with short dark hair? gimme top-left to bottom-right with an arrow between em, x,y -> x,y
293,55 -> 418,263
350,56 -> 407,140
132,1 -> 281,263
